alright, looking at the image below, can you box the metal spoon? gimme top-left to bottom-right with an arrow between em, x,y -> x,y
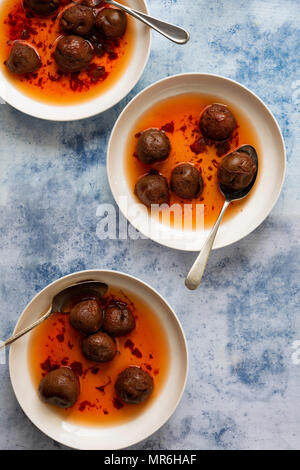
185,145 -> 259,291
0,281 -> 108,350
104,0 -> 190,45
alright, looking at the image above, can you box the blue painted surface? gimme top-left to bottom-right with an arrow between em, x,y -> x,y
0,0 -> 299,450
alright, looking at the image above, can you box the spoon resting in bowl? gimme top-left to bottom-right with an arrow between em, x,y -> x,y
185,145 -> 259,291
0,281 -> 108,350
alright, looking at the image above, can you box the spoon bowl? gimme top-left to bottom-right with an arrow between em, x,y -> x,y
220,145 -> 259,201
185,144 -> 259,291
51,281 -> 108,313
0,281 -> 108,350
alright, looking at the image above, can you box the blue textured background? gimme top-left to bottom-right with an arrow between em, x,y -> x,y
0,0 -> 299,450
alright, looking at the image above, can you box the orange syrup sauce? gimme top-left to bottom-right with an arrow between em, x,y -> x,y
0,0 -> 135,105
125,93 -> 262,230
28,287 -> 170,426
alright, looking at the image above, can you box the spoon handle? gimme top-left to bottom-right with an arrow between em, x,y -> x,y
185,200 -> 231,291
107,0 -> 190,44
0,306 -> 52,350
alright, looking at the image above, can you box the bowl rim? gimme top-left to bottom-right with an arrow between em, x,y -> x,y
107,72 -> 287,251
0,0 -> 152,122
9,269 -> 189,450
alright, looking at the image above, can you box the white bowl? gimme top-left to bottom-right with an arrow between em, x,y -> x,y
9,270 -> 188,450
107,73 -> 286,251
0,0 -> 151,121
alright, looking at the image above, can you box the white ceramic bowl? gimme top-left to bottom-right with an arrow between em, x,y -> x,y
0,0 -> 151,121
9,270 -> 188,450
107,73 -> 286,251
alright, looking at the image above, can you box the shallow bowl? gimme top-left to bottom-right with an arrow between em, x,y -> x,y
9,269 -> 188,450
107,73 -> 286,251
0,0 -> 151,121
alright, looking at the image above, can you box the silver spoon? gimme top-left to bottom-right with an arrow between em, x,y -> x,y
0,281 -> 108,350
185,145 -> 259,291
102,0 -> 190,45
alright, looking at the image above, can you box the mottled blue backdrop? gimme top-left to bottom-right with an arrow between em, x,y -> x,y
0,0 -> 299,450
